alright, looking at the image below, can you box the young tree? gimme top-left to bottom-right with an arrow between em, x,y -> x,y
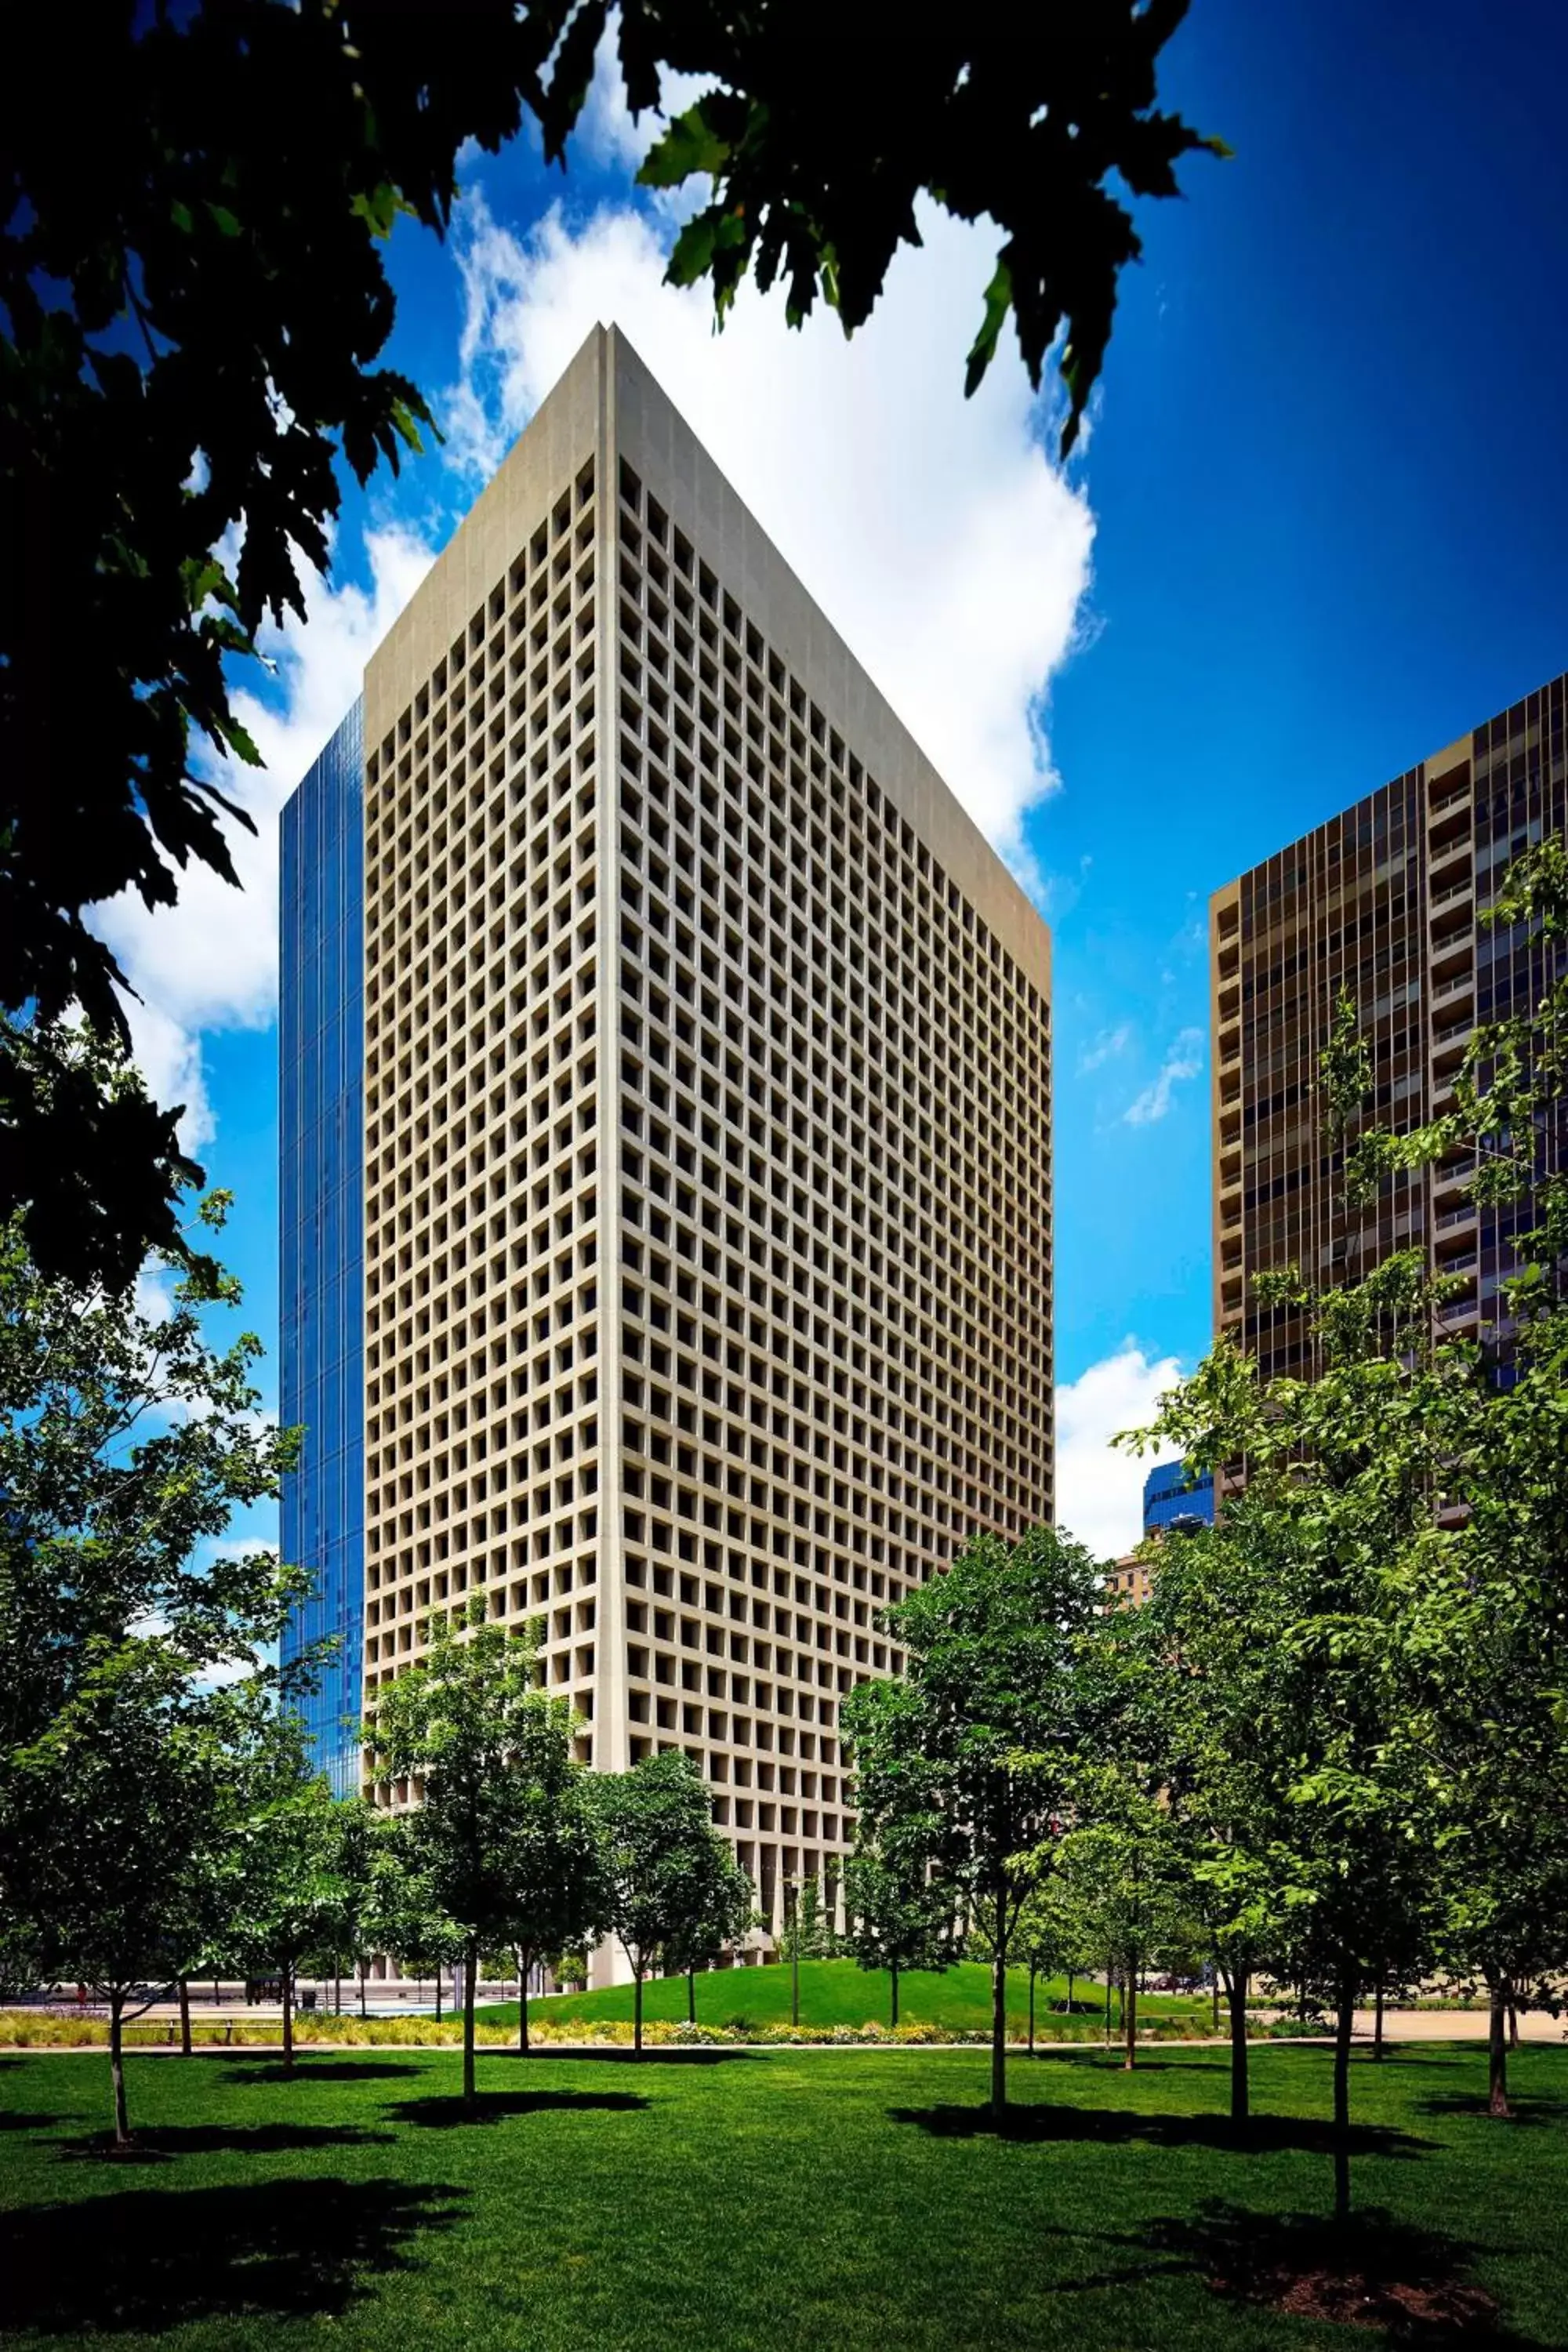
364,1604 -> 587,2107
2,11 -> 1221,1288
590,1748 -> 739,2053
499,1746 -> 608,2056
365,1819 -> 464,2019
660,1844 -> 754,2027
1049,1786 -> 1194,2071
842,1524 -> 1102,2114
841,1849 -> 953,2029
3,1641 -> 239,2144
0,1178 -> 307,2141
226,1739 -> 346,2073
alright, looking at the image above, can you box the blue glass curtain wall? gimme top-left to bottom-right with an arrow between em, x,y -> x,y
279,701 -> 365,1797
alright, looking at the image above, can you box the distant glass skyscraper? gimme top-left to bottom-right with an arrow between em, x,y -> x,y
280,700 -> 366,1795
1142,1458 -> 1214,1536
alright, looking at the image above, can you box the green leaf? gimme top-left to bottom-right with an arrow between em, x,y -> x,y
638,102 -> 731,191
964,259 -> 1013,399
203,201 -> 241,238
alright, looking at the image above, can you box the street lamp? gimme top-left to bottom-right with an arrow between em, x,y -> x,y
785,1877 -> 800,2027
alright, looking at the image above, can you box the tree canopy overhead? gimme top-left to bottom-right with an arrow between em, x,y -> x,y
2,0 -> 1221,1289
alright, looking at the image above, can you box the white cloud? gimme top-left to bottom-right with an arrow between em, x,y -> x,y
1123,1027 -> 1205,1127
1054,1342 -> 1184,1561
90,524 -> 435,1152
442,182 -> 1096,880
1079,1022 -> 1132,1074
573,17 -> 713,179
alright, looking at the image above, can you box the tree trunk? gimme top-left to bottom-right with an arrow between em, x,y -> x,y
1333,1974 -> 1356,2225
1374,1982 -> 1385,2061
1489,1977 -> 1511,2117
358,1961 -> 368,2021
1028,1964 -> 1036,2056
1104,1965 -> 1113,2045
108,1989 -> 132,2148
990,1946 -> 1007,2114
1226,1966 -> 1250,2125
1066,1968 -> 1075,2016
518,1950 -> 531,2055
434,1969 -> 442,2021
281,1965 -> 295,2074
177,1976 -> 192,2058
1508,2000 -> 1521,2049
1123,1964 -> 1138,2071
336,1967 -> 342,2016
687,1965 -> 696,2025
462,1938 -> 479,2110
890,1960 -> 899,2029
633,1965 -> 644,2055
213,1978 -> 220,2010
1211,1970 -> 1220,2034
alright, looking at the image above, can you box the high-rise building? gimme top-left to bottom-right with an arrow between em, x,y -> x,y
1101,1458 -> 1215,1607
1141,1458 -> 1214,1537
281,325 -> 1054,1957
1210,672 -> 1567,1379
280,702 -> 366,1798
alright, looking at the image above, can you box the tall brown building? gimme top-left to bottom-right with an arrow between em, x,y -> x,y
282,324 -> 1054,1970
1211,673 -> 1567,1377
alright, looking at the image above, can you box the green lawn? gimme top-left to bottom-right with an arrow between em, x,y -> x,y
3,2040 -> 1566,2348
478,1955 -> 1210,2038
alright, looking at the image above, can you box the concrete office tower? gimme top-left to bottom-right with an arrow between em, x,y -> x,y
281,324 -> 1054,1951
1210,672 -> 1567,1381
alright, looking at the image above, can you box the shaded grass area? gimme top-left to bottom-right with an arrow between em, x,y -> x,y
3,2042 -> 1567,2348
477,1955 -> 1209,2038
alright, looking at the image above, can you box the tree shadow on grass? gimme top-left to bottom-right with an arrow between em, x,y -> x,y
386,2089 -> 649,2129
1417,2092 -> 1568,2129
57,2121 -> 396,2163
500,2046 -> 763,2067
0,2176 -> 465,2334
1144,2200 -> 1543,2348
887,2103 -> 1431,2161
224,2060 -> 425,2085
0,2110 -> 62,2131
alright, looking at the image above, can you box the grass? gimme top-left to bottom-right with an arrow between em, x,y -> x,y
3,2039 -> 1566,2348
476,1955 -> 1214,2040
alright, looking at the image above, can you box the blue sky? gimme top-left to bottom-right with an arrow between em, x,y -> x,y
101,0 -> 1568,1559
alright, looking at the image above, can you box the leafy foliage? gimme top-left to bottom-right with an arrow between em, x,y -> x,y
843,1523 -> 1102,2108
2,0 -> 1220,1287
363,1603 -> 595,2100
590,1748 -> 740,2049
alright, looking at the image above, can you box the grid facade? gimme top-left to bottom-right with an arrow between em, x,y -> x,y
324,327 -> 1051,1963
280,701 -> 366,1797
1212,673 -> 1568,1378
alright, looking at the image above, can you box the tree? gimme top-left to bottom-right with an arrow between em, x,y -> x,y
590,1748 -> 739,2053
226,1738 -> 346,2073
2,4 -> 1222,1290
497,1740 -> 608,2056
842,1524 -> 1102,2114
1100,1517 -> 1309,2125
364,1604 -> 586,2107
841,1849 -> 953,2029
1047,1786 -> 1193,2071
319,1795 -> 388,2019
3,1640 -> 240,2144
365,1819 -> 464,2020
0,1171 -> 307,2140
660,1842 -> 754,2027
1350,839 -> 1568,2118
